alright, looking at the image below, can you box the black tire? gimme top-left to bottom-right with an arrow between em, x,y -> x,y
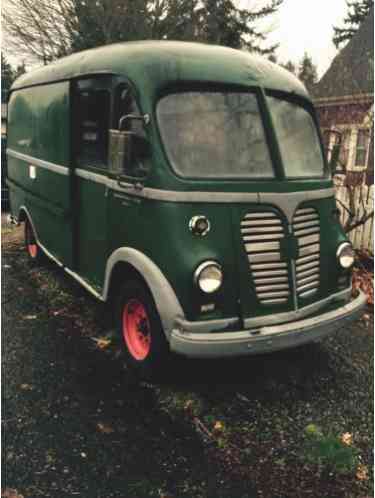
116,279 -> 171,380
24,217 -> 44,265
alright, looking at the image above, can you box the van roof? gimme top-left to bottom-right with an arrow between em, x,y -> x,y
11,41 -> 309,99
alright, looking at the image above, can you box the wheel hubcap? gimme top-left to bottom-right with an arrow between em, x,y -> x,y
122,299 -> 151,360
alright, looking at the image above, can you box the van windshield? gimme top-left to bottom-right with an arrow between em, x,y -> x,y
157,91 -> 275,179
267,96 -> 326,178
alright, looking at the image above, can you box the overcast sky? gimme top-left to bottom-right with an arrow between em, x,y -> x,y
267,0 -> 349,78
6,0 -> 349,78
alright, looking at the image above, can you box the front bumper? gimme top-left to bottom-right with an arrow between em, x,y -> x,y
170,291 -> 367,358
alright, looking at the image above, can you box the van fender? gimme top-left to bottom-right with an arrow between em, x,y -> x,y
102,247 -> 185,338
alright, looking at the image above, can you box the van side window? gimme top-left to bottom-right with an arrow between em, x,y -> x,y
76,85 -> 110,169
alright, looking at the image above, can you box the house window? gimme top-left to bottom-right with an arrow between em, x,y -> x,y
338,129 -> 351,171
355,129 -> 370,167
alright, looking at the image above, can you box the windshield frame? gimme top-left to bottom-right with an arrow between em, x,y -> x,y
265,89 -> 330,181
156,84 -> 281,182
155,84 -> 330,182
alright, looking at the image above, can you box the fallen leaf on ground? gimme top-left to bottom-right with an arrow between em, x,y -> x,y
97,422 -> 115,434
20,384 -> 33,391
356,464 -> 369,481
2,489 -> 24,498
340,432 -> 353,446
91,337 -> 112,349
213,421 -> 224,433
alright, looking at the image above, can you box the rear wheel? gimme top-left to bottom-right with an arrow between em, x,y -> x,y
24,218 -> 43,264
116,280 -> 170,379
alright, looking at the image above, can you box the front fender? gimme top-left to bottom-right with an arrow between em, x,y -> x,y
102,247 -> 185,338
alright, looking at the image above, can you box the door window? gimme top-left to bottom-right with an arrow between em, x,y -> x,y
76,79 -> 111,169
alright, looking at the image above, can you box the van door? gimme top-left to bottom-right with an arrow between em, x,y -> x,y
72,76 -> 113,289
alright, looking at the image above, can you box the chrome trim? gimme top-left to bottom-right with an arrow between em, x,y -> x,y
246,240 -> 280,252
254,276 -> 289,284
299,244 -> 320,257
293,214 -> 319,223
336,241 -> 353,257
248,252 -> 282,263
259,189 -> 334,224
64,267 -> 103,300
243,232 -> 284,241
241,226 -> 284,234
257,283 -> 289,292
10,158 -> 333,206
241,210 -> 292,305
194,261 -> 223,293
296,266 -> 319,279
297,280 -> 320,293
241,218 -> 282,227
252,262 -> 287,270
244,287 -> 352,328
244,212 -> 280,219
293,206 -> 320,300
189,215 -> 211,237
299,233 -> 320,246
299,288 -> 319,298
8,156 -> 333,206
75,168 -> 108,185
170,291 -> 366,358
256,290 -> 290,299
336,241 -> 355,269
296,254 -> 320,266
7,149 -> 69,176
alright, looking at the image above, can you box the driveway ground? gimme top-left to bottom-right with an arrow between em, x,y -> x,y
2,218 -> 373,498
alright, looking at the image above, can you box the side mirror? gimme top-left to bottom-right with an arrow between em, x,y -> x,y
108,129 -> 134,176
108,129 -> 151,178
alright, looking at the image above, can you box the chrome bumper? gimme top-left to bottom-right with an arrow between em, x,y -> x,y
170,291 -> 367,358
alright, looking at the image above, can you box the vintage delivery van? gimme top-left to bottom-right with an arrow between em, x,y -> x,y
7,41 -> 366,375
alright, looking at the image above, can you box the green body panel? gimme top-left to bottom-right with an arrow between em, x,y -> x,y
77,176 -> 108,287
7,82 -> 73,266
7,42 -> 351,326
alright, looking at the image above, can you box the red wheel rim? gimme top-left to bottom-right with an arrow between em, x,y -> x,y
28,243 -> 38,258
122,299 -> 151,360
26,223 -> 38,259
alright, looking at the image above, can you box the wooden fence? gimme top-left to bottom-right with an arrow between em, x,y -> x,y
334,183 -> 374,253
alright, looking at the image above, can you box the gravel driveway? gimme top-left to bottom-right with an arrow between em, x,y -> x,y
2,218 -> 373,498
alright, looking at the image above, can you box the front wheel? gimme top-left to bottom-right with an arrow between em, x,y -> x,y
116,280 -> 171,379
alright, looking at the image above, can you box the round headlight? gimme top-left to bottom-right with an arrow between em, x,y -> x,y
195,261 -> 223,293
189,216 -> 210,237
337,242 -> 355,269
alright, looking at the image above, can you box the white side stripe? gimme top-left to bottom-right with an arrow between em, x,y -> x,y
7,148 -> 69,176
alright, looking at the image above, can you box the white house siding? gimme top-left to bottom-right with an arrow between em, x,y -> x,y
335,183 -> 374,252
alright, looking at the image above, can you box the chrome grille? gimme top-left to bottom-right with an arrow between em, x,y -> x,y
241,212 -> 290,305
293,208 -> 320,299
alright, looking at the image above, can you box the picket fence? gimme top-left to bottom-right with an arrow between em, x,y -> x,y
334,183 -> 374,253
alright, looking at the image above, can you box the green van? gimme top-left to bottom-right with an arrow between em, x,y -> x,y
6,41 -> 366,375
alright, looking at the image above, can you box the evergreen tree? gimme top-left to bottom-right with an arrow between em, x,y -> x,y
298,52 -> 318,93
1,55 -> 15,97
281,60 -> 296,75
268,54 -> 278,63
14,62 -> 26,79
333,0 -> 373,48
3,0 -> 284,63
